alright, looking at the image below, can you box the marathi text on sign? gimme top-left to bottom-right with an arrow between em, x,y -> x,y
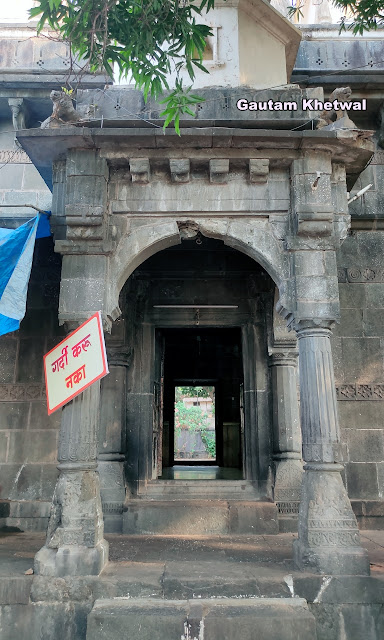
44,311 -> 108,414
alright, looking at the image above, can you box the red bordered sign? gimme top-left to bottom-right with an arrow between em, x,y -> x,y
44,311 -> 109,415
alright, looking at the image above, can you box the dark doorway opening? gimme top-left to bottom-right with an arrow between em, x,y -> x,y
158,328 -> 243,479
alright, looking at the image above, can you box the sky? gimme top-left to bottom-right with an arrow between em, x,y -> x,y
0,0 -> 36,22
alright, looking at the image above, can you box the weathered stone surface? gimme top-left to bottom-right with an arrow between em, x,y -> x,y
294,464 -> 370,575
341,338 -> 383,384
86,598 -> 316,640
0,602 -> 91,640
0,338 -> 17,383
34,382 -> 109,577
16,339 -> 44,383
123,500 -> 278,535
346,463 -> 379,499
0,577 -> 32,605
346,429 -> 384,463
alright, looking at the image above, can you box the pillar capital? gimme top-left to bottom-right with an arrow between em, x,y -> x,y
269,350 -> 299,368
294,318 -> 335,334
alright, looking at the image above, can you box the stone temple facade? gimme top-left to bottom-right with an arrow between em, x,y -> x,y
1,1 -> 384,638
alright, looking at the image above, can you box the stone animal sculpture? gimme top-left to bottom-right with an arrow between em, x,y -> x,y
316,87 -> 354,129
41,90 -> 83,129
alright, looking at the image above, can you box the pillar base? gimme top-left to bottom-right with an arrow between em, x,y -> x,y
293,540 -> 369,575
34,540 -> 109,577
274,457 -> 303,532
294,462 -> 370,576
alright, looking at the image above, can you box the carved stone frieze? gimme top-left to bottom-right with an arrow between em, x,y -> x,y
277,501 -> 300,515
0,383 -> 46,401
336,383 -> 384,400
337,267 -> 384,283
0,149 -> 31,164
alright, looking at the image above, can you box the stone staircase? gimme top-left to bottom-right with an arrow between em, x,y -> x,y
124,480 -> 279,535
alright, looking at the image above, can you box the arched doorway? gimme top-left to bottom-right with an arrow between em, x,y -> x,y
120,236 -> 276,503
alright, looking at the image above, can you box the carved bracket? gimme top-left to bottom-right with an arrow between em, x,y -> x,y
129,158 -> 150,184
209,159 -> 229,184
170,159 -> 190,183
249,158 -> 269,184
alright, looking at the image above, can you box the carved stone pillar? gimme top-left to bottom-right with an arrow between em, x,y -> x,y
293,320 -> 369,575
34,328 -> 108,576
269,350 -> 303,531
98,344 -> 131,533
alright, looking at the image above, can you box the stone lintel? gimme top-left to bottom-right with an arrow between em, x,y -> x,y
209,158 -> 229,184
16,128 -> 374,192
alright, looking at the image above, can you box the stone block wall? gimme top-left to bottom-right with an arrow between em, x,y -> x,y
0,238 -> 63,531
0,124 -> 52,221
334,230 -> 384,527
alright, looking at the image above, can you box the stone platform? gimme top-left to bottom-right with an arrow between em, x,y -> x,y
0,531 -> 384,639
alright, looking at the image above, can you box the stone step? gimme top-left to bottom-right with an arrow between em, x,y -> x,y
140,480 -> 259,500
123,500 -> 279,535
86,597 -> 317,640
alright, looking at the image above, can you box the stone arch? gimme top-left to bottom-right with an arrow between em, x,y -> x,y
106,218 -> 291,321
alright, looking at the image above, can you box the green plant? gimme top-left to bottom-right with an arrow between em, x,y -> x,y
30,0 -> 218,131
174,400 -> 215,459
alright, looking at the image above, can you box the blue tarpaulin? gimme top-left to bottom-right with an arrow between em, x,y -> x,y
0,213 -> 51,337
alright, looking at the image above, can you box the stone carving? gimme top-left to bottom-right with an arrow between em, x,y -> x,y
8,98 -> 26,131
249,158 -> 269,184
129,158 -> 150,183
0,384 -> 46,401
170,158 -> 190,183
209,159 -> 229,184
337,267 -> 384,283
277,501 -> 300,515
316,87 -> 356,130
107,346 -> 133,368
337,268 -> 347,283
177,220 -> 199,240
0,150 -> 31,164
336,383 -> 384,400
308,531 -> 361,547
40,91 -> 83,129
346,267 -> 384,283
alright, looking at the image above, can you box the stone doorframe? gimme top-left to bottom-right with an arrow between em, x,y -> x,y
123,298 -> 274,500
30,128 -> 373,576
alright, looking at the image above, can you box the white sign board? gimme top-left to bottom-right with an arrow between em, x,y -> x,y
44,311 -> 109,415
